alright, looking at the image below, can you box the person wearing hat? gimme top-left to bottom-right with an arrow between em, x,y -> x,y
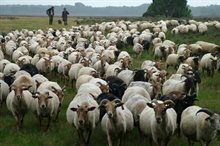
62,8 -> 69,26
46,6 -> 54,25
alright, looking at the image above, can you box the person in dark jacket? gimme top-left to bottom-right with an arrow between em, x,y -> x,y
62,8 -> 69,26
46,6 -> 54,25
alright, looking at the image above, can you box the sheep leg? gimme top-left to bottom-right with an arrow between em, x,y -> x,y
45,116 -> 51,131
77,129 -> 86,146
188,138 -> 194,146
86,129 -> 92,146
107,133 -> 113,146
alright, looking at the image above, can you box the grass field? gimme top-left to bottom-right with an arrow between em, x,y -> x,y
0,16 -> 220,146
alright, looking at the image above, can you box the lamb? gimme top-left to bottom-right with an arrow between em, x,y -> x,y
99,99 -> 134,146
31,90 -> 59,131
180,106 -> 220,146
66,93 -> 99,146
139,99 -> 177,146
6,84 -> 32,130
200,53 -> 217,76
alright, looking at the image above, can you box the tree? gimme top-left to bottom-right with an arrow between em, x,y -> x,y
143,0 -> 191,18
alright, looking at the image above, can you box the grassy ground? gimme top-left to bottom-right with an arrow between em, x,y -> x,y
0,16 -> 220,146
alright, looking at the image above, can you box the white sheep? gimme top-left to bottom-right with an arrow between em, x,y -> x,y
68,63 -> 84,83
125,94 -> 149,123
3,63 -> 20,76
77,66 -> 98,79
117,69 -> 134,86
66,93 -> 99,146
36,57 -> 55,74
105,64 -> 122,78
31,89 -> 60,130
75,75 -> 94,90
6,84 -> 32,130
133,43 -> 143,56
139,100 -> 177,146
0,59 -> 11,72
32,74 -> 48,88
196,41 -> 219,53
180,106 -> 220,146
198,23 -> 208,33
0,80 -> 10,106
100,99 -> 134,146
200,53 -> 217,76
77,83 -> 102,99
166,54 -> 186,69
122,86 -> 151,103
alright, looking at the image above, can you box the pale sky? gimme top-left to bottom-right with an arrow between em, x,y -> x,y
0,0 -> 219,7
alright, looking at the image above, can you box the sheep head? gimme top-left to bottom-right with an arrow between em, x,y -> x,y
147,100 -> 175,124
70,103 -> 96,126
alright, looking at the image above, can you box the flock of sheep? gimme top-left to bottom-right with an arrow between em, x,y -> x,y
0,18 -> 220,146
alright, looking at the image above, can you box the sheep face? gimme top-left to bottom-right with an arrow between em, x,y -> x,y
99,99 -> 123,119
71,104 -> 96,126
33,92 -> 52,114
147,100 -> 174,124
51,86 -> 65,103
11,85 -> 30,100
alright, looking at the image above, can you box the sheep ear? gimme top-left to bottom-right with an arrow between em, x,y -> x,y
147,102 -> 154,108
32,92 -> 39,98
70,107 -> 78,112
48,96 -> 53,99
22,85 -> 32,90
88,106 -> 96,111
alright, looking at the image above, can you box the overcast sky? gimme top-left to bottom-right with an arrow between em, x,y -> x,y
0,0 -> 220,7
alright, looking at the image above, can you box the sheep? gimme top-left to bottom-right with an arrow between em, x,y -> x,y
125,94 -> 149,124
139,100 -> 177,146
6,84 -> 32,130
160,91 -> 197,136
117,69 -> 134,86
196,41 -> 220,54
162,74 -> 197,96
133,43 -> 143,57
198,23 -> 208,34
31,90 -> 60,131
166,54 -> 186,69
99,99 -> 134,146
77,83 -> 102,99
16,56 -> 33,67
89,78 -> 109,93
92,55 -> 109,78
185,56 -> 200,70
75,75 -> 94,90
180,106 -> 220,146
200,53 -> 217,76
105,64 -> 122,78
0,80 -> 10,107
12,74 -> 37,93
122,86 -> 151,103
66,93 -> 99,146
0,59 -> 11,72
105,76 -> 127,99
37,81 -> 65,105
36,57 -> 55,74
176,63 -> 193,74
68,63 -> 84,86
3,63 -> 20,76
77,67 -> 98,78
32,74 -> 48,88
20,63 -> 39,77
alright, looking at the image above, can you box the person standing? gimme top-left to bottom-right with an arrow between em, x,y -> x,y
46,6 -> 54,25
62,8 -> 69,26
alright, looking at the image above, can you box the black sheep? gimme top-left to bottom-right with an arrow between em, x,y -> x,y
20,63 -> 39,76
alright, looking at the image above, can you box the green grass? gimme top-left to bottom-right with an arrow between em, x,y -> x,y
0,16 -> 220,146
